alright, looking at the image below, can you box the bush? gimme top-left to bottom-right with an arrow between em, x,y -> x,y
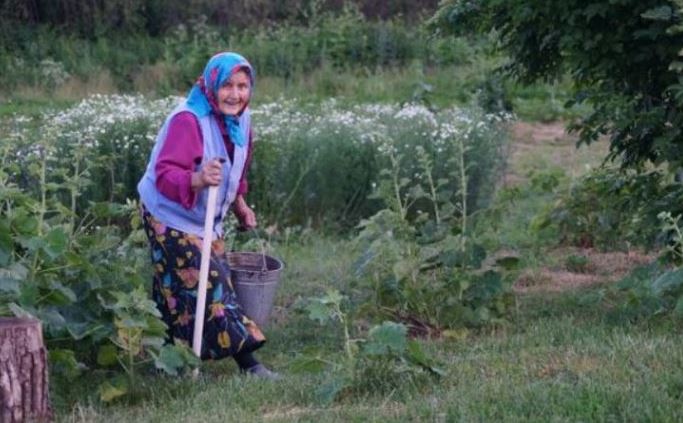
3,95 -> 508,233
251,100 -> 510,229
432,0 -> 683,170
0,16 -> 474,94
535,167 -> 683,250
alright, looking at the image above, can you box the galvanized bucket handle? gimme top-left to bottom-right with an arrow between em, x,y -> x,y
249,228 -> 268,272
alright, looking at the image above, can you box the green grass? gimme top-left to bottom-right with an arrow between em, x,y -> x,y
2,63 -> 491,110
51,235 -> 683,422
254,63 -> 483,107
0,97 -> 76,117
1,60 -> 582,122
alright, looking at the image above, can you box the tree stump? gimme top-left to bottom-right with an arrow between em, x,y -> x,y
0,318 -> 52,422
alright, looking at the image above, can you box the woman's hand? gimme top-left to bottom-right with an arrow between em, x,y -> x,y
191,158 -> 223,190
233,194 -> 257,230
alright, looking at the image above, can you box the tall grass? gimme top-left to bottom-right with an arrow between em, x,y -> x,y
0,16 -> 576,122
0,14 -> 476,96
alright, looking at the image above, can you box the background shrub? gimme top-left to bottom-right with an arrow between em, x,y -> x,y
4,95 -> 508,231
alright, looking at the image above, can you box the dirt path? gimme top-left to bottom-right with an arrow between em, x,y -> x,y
504,121 -> 607,186
513,247 -> 654,293
506,121 -> 654,293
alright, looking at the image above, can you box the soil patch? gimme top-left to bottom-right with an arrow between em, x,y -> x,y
514,247 -> 655,293
504,120 -> 607,186
512,121 -> 572,145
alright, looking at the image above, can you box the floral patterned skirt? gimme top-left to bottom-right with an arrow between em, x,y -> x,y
142,207 -> 265,360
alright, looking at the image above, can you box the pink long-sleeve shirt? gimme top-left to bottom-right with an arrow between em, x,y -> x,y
154,111 -> 253,209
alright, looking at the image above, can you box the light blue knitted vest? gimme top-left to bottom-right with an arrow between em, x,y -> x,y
137,103 -> 247,238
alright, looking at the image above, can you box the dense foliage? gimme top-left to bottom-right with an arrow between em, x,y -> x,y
0,11 -> 472,94
538,168 -> 683,251
432,0 -> 683,170
252,100 -> 508,228
1,95 -> 507,230
294,291 -> 443,403
0,0 -> 438,38
352,108 -> 515,328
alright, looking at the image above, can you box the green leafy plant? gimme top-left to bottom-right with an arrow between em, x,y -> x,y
658,211 -> 683,265
645,212 -> 683,316
97,286 -> 199,402
534,167 -> 682,250
354,120 -> 516,329
0,118 -> 197,403
293,290 -> 443,403
607,211 -> 683,321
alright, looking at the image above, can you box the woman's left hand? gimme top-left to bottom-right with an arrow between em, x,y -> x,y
233,195 -> 257,230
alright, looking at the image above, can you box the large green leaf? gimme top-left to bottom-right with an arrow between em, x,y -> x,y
152,344 -> 199,376
47,280 -> 77,305
364,321 -> 407,356
20,236 -> 44,253
65,321 -> 97,340
0,222 -> 12,267
289,353 -> 328,374
0,262 -> 27,295
320,290 -> 345,306
406,340 -> 446,376
306,301 -> 331,324
439,243 -> 487,269
49,349 -> 85,380
116,316 -> 148,329
11,212 -> 38,236
142,335 -> 166,349
674,295 -> 683,316
153,345 -> 184,376
144,315 -> 167,335
2,262 -> 28,280
316,376 -> 350,405
36,308 -> 67,331
9,302 -> 35,318
43,227 -> 68,259
641,6 -> 673,21
96,344 -> 119,367
652,268 -> 683,296
465,271 -> 504,304
99,375 -> 128,402
0,278 -> 19,295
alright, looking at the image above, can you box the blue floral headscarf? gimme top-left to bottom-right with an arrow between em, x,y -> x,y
186,52 -> 254,147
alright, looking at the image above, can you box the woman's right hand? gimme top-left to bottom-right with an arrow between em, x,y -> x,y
191,159 -> 223,190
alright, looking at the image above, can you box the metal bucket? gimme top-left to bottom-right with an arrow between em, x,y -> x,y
227,252 -> 283,328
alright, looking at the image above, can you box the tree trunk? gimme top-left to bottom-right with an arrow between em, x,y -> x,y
0,318 -> 53,423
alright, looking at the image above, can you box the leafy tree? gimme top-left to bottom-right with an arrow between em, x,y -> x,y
431,0 -> 683,170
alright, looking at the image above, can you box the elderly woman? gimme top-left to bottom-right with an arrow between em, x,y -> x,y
137,52 -> 278,379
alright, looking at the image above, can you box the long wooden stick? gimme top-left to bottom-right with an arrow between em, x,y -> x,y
192,184 -> 218,376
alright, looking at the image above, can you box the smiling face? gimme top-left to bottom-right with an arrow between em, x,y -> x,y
216,69 -> 251,116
